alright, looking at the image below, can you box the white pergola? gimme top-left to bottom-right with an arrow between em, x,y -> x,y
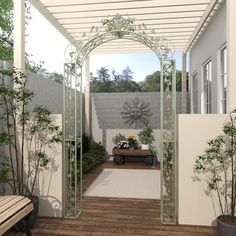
28,0 -> 222,54
14,0 -> 236,108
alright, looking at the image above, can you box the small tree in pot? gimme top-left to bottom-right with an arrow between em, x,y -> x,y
194,109 -> 236,236
0,66 -> 62,229
137,122 -> 155,150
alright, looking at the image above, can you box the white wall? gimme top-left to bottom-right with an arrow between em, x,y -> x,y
178,114 -> 227,226
190,3 -> 226,113
26,115 -> 63,217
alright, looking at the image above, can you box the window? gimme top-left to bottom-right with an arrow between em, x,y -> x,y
220,46 -> 227,113
203,60 -> 212,114
192,72 -> 198,113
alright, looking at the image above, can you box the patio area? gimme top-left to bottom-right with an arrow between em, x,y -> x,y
2,0 -> 236,234
9,162 -> 217,236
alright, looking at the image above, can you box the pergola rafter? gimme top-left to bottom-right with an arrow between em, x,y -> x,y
28,0 -> 224,54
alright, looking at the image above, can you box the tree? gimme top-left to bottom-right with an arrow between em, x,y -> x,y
140,71 -> 161,92
0,0 -> 13,61
111,69 -> 122,92
90,68 -> 114,92
141,70 -> 183,92
48,72 -> 64,84
121,66 -> 133,91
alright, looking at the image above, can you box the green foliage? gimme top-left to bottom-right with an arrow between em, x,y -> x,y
0,1 -> 31,62
194,109 -> 236,218
140,70 -> 183,92
112,133 -> 126,146
127,135 -> 138,149
0,155 -> 9,181
78,141 -> 106,176
140,71 -> 161,92
90,66 -> 143,92
82,133 -> 91,154
90,67 -> 185,93
137,122 -> 155,145
0,0 -> 13,61
47,72 -> 64,84
0,66 -> 62,195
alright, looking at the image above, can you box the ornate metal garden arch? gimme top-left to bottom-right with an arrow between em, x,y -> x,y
63,14 -> 177,224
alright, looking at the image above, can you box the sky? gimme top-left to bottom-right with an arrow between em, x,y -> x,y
26,5 -> 183,82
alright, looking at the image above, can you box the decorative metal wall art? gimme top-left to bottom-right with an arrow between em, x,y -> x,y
121,97 -> 151,128
63,14 -> 176,224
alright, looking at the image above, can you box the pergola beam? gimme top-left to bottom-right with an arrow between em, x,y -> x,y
183,0 -> 219,53
54,9 -> 205,20
60,17 -> 201,26
43,0 -> 210,8
48,2 -> 208,14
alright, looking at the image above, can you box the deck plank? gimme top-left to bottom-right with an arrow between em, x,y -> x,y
12,162 -> 216,235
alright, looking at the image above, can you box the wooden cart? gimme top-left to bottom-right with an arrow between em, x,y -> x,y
112,147 -> 156,165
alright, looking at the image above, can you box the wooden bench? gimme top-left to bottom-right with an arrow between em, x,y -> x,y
0,195 -> 33,236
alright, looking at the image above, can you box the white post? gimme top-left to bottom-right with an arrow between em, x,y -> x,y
84,57 -> 91,136
181,52 -> 187,113
226,0 -> 236,111
13,0 -> 25,72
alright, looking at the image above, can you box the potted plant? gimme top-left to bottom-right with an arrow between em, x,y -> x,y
194,109 -> 236,236
127,135 -> 138,149
0,66 -> 62,229
137,122 -> 155,150
112,133 -> 126,146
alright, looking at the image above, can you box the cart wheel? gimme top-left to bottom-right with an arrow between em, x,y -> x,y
114,156 -> 124,165
145,156 -> 154,165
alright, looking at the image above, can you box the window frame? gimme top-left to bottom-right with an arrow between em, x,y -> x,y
202,59 -> 212,114
191,71 -> 198,113
219,44 -> 227,113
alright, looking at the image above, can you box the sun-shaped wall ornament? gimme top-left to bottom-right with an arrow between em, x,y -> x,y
121,97 -> 152,128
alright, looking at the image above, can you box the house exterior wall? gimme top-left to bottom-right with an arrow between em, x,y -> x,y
190,2 -> 226,114
178,114 -> 227,226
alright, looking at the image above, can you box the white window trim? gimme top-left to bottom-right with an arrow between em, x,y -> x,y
191,71 -> 198,114
201,58 -> 212,114
217,43 -> 227,114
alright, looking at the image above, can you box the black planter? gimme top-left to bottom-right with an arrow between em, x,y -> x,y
217,215 -> 236,236
15,195 -> 39,232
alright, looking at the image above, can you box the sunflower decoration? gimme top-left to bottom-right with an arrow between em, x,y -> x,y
121,97 -> 152,128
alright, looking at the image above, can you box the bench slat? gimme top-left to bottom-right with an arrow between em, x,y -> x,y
0,197 -> 32,224
0,202 -> 33,235
0,196 -> 12,203
0,196 -> 26,214
0,196 -> 19,206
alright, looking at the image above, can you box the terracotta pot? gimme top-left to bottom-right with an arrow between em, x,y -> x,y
217,215 -> 236,236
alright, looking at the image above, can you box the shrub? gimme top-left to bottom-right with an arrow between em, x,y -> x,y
77,141 -> 106,176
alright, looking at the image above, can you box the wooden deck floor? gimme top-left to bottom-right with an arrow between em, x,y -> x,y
10,161 -> 217,236
31,197 -> 217,236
